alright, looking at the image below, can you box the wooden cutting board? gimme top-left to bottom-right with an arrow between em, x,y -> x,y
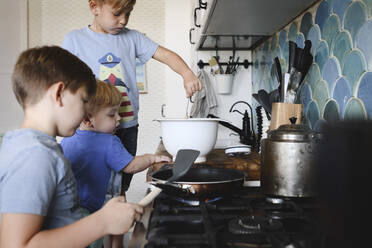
270,102 -> 302,130
147,141 -> 260,181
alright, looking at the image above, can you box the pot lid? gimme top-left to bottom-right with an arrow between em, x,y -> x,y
268,117 -> 314,142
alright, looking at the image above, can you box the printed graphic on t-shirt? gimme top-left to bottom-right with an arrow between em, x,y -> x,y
99,53 -> 134,123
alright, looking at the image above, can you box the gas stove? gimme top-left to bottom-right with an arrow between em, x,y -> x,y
129,187 -> 323,248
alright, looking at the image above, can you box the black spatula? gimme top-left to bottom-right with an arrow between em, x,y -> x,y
167,149 -> 200,182
258,89 -> 272,114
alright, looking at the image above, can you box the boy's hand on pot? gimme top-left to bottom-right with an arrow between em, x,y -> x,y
99,196 -> 143,235
183,71 -> 202,97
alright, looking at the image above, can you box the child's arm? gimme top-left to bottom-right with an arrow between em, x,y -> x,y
123,154 -> 171,174
0,196 -> 142,248
152,45 -> 202,97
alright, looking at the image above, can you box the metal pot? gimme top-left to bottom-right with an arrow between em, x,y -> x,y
260,118 -> 321,197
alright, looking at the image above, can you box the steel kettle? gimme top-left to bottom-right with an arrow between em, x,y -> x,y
260,117 -> 321,197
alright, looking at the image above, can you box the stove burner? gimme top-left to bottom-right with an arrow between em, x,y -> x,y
172,196 -> 223,206
228,216 -> 283,234
265,197 -> 285,204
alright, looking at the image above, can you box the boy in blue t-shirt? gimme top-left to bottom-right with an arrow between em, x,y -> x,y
0,46 -> 143,247
61,81 -> 170,247
61,81 -> 170,213
62,0 -> 202,197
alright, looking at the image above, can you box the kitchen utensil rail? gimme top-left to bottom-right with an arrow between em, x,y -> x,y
197,59 -> 251,70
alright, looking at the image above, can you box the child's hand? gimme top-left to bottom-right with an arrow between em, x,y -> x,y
99,196 -> 143,235
183,71 -> 202,97
154,155 -> 171,164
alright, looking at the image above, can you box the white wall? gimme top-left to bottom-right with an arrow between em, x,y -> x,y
163,0 -> 193,118
0,0 -> 27,134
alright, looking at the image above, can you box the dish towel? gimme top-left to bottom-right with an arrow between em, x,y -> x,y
190,70 -> 218,118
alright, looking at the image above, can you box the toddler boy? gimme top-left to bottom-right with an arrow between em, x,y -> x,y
61,81 -> 170,214
61,80 -> 170,247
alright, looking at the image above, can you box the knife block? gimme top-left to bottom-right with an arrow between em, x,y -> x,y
269,103 -> 303,130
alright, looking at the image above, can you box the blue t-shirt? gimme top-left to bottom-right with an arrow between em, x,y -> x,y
0,129 -> 83,229
61,130 -> 133,213
62,27 -> 159,128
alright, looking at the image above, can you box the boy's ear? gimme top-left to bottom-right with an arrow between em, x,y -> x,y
89,0 -> 99,15
82,114 -> 94,127
53,81 -> 66,107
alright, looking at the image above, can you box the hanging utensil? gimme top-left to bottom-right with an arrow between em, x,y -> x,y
231,57 -> 240,74
269,88 -> 280,104
288,41 -> 297,73
274,57 -> 282,102
274,57 -> 282,84
286,70 -> 302,103
286,43 -> 304,103
283,41 -> 297,102
295,47 -> 304,70
253,92 -> 271,120
258,89 -> 272,116
138,149 -> 200,206
252,93 -> 259,103
225,56 -> 233,74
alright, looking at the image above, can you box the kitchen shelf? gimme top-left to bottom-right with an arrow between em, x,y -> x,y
197,35 -> 269,51
195,0 -> 320,51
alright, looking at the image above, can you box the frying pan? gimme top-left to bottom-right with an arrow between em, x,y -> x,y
138,149 -> 199,206
149,167 -> 245,200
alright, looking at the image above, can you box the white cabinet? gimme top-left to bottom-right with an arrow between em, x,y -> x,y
189,0 -> 209,47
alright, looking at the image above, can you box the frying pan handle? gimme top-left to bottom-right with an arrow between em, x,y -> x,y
150,181 -> 196,194
138,187 -> 162,207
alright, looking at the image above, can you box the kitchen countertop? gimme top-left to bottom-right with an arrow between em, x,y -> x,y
128,141 -> 261,248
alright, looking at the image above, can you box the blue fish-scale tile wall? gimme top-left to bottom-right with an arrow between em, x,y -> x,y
252,0 -> 372,129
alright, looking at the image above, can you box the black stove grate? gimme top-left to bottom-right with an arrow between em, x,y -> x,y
145,187 -> 322,248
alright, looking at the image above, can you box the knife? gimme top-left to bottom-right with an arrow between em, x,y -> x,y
288,41 -> 297,73
274,57 -> 282,101
295,47 -> 304,72
283,41 -> 297,102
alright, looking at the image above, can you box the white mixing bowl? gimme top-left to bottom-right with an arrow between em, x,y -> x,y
155,118 -> 221,163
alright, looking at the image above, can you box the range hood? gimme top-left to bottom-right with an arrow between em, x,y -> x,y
196,0 -> 319,51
